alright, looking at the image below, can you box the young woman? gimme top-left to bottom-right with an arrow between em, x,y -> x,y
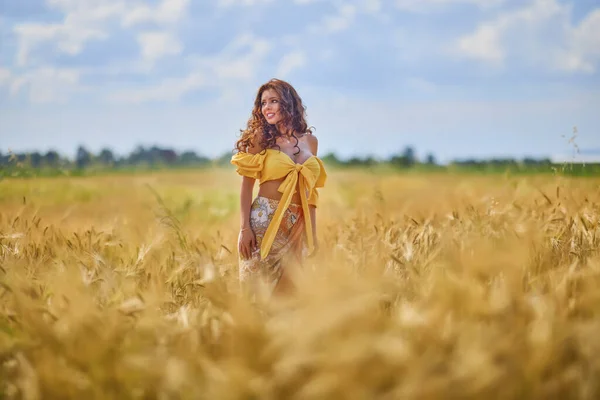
231,79 -> 327,295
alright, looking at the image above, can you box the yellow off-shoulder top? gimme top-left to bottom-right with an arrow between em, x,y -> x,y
231,148 -> 327,260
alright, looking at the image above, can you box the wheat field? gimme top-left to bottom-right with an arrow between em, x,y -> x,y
1,168 -> 600,399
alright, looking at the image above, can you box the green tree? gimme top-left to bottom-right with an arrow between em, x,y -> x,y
425,153 -> 436,165
44,150 -> 60,167
98,148 -> 115,166
76,146 -> 92,169
30,152 -> 43,168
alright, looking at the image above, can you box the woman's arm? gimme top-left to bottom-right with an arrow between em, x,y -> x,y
240,135 -> 262,228
239,176 -> 255,230
238,175 -> 256,259
238,135 -> 261,259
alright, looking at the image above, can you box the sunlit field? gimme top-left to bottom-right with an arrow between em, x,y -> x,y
1,167 -> 600,399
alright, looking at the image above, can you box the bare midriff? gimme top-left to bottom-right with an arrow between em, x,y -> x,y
258,179 -> 304,205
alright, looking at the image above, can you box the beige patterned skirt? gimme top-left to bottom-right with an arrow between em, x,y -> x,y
239,196 -> 307,291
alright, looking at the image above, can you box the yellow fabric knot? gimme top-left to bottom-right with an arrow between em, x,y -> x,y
260,163 -> 316,260
231,149 -> 327,260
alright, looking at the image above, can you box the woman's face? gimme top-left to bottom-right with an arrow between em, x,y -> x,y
260,88 -> 282,126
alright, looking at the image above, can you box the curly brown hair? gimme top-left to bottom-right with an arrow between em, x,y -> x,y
235,78 -> 313,155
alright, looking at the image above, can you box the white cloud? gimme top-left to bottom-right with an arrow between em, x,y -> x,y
44,0 -> 190,28
276,51 -> 307,78
13,1 -> 131,66
325,4 -> 356,32
363,0 -> 382,14
110,33 -> 272,104
122,0 -> 190,26
318,48 -> 335,62
309,4 -> 357,34
559,9 -> 600,73
9,67 -> 81,103
294,0 -> 380,12
108,72 -> 204,103
457,25 -> 504,63
212,33 -> 271,80
217,0 -> 274,6
573,10 -> 600,55
405,77 -> 437,93
396,0 -> 505,13
454,0 -> 600,73
6,0 -> 193,104
137,31 -> 183,63
294,0 -> 319,4
14,22 -> 107,66
12,0 -> 190,67
0,69 -> 11,86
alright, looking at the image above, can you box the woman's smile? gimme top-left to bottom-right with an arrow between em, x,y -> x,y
261,88 -> 282,125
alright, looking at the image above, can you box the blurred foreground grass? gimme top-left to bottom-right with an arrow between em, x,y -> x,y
1,168 -> 600,399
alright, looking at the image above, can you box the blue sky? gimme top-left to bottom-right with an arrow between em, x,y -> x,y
1,0 -> 599,163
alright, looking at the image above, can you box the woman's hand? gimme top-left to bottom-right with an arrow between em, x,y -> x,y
238,227 -> 256,260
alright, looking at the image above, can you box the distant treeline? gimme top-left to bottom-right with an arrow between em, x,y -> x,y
0,146 -> 212,170
1,145 -> 599,177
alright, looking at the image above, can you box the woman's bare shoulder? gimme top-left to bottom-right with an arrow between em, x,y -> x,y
301,132 -> 318,154
298,131 -> 317,142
